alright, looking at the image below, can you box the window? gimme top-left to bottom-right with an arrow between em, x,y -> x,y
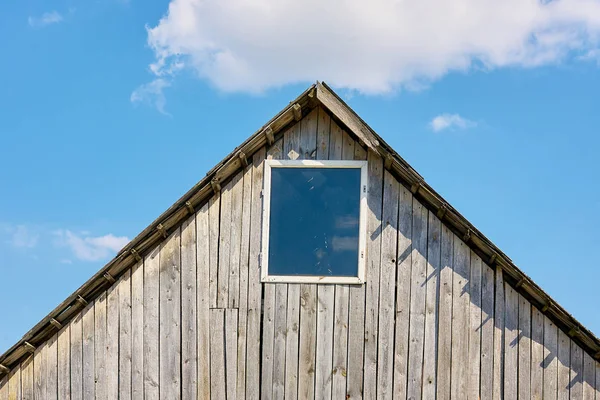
261,160 -> 368,284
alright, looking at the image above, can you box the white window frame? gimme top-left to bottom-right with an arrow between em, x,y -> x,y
261,159 -> 368,284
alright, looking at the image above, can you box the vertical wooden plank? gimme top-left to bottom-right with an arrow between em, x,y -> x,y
272,284 -> 289,400
95,292 -> 107,400
106,284 -> 119,400
297,284 -> 317,400
435,224 -> 453,400
531,306 -> 544,400
81,305 -> 94,400
33,342 -> 46,400
245,147 -> 266,400
480,264 -> 495,400
518,293 -> 532,400
70,313 -> 82,400
331,281 -> 349,400
595,361 -> 600,400
493,266 -> 505,400
376,171 -> 399,400
236,164 -> 253,400
0,375 -> 7,400
363,149 -> 384,400
504,284 -> 518,400
226,310 -> 239,400
571,343 -> 584,400
228,172 -> 244,308
21,356 -> 34,400
317,106 -> 331,159
210,309 -> 226,400
422,213 -> 441,399
57,325 -> 70,400
131,262 -> 144,400
120,271 -> 132,400
299,107 -> 318,160
346,139 -> 368,400
197,204 -> 211,400
46,333 -> 58,400
217,179 -> 233,309
315,285 -> 335,400
208,193 -> 221,309
8,364 -> 21,400
181,215 -> 198,400
160,228 -> 182,400
450,236 -> 470,400
557,329 -> 570,400
284,287 -> 300,400
143,247 -> 160,400
543,316 -> 558,400
583,352 -> 596,400
468,252 -> 482,400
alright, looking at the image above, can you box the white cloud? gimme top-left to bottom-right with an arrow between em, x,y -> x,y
580,48 -> 600,64
430,114 -> 477,132
28,11 -> 63,28
7,225 -> 39,248
54,230 -> 129,262
142,0 -> 600,95
130,78 -> 171,115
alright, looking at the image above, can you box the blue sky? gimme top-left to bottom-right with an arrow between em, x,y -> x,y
1,0 -> 600,353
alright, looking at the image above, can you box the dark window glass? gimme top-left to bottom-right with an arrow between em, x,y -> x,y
268,167 -> 361,277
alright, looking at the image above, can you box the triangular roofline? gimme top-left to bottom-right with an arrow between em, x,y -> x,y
1,82 -> 598,376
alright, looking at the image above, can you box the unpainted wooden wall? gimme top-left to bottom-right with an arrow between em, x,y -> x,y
1,106 -> 599,400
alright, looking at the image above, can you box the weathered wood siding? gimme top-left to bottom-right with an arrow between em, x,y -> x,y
2,106 -> 599,399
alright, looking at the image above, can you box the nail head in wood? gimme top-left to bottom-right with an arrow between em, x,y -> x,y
103,272 -> 116,284
23,342 -> 36,353
211,178 -> 221,194
130,248 -> 142,263
157,223 -> 168,239
264,126 -> 275,145
0,363 -> 9,374
436,204 -> 448,219
238,151 -> 248,167
76,295 -> 88,307
50,318 -> 63,330
293,103 -> 302,121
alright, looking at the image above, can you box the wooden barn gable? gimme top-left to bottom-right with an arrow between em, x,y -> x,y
1,82 -> 599,399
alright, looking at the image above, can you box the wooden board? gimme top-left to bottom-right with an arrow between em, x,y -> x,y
181,215 -> 198,400
504,284 -> 518,400
260,282 -> 276,400
480,263 -> 495,400
81,304 -> 95,400
435,224 -> 453,400
284,285 -> 300,400
468,252 -> 482,400
331,282 -> 349,400
21,355 -> 34,400
297,284 -> 317,400
7,363 -> 21,400
57,325 -> 70,400
557,329 -> 570,400
131,261 -> 144,400
143,247 -> 160,400
70,312 -> 83,400
46,333 -> 58,400
376,171 -> 399,400
228,172 -> 244,309
570,342 -> 584,400
225,310 -> 238,400
197,203 -> 211,400
518,293 -> 532,400
272,284 -> 288,400
245,147 -> 266,400
210,309 -> 226,400
583,352 -> 595,400
106,283 -> 119,399
217,179 -> 233,309
119,270 -> 132,400
159,228 -> 182,400
450,235 -> 470,400
315,285 -> 335,400
33,342 -> 46,400
362,150 -> 384,400
543,316 -> 558,399
208,193 -> 221,309
493,266 -> 505,400
531,306 -> 544,400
